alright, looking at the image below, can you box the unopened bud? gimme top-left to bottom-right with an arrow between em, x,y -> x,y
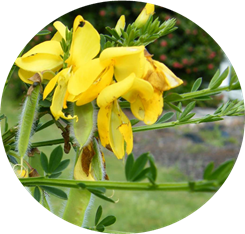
134,3 -> 155,28
115,15 -> 125,36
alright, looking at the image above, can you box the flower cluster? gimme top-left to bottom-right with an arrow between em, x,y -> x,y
15,3 -> 183,159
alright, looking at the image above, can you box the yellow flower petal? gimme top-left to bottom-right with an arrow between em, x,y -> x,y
53,21 -> 66,40
43,71 -> 60,99
18,69 -> 55,85
22,41 -> 63,58
66,16 -> 100,69
154,60 -> 183,90
130,97 -> 145,121
144,55 -> 183,92
100,46 -> 146,81
50,71 -> 78,121
118,109 -> 133,155
109,101 -> 125,159
75,65 -> 114,106
131,89 -> 163,125
15,54 -> 63,73
18,69 -> 35,84
141,89 -> 163,125
122,77 -> 154,103
68,59 -> 105,96
97,104 -> 111,148
97,73 -> 136,107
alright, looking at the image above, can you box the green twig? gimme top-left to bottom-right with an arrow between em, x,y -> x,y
19,177 -> 218,192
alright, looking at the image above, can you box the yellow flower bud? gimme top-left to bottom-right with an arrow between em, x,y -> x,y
115,15 -> 125,36
134,3 -> 155,28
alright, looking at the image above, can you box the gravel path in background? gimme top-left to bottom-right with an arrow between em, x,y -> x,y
131,108 -> 244,179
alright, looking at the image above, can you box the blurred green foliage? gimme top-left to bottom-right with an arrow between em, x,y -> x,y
6,1 -> 223,100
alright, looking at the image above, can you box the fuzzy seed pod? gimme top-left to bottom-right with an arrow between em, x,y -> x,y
17,85 -> 40,164
71,102 -> 96,149
63,138 -> 106,227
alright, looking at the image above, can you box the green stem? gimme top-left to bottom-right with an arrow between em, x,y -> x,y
19,178 -> 218,192
31,138 -> 66,148
132,116 -> 208,133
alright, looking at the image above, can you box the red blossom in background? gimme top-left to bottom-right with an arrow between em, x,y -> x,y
160,54 -> 167,61
160,40 -> 167,47
99,10 -> 106,17
208,64 -> 214,70
209,52 -> 216,59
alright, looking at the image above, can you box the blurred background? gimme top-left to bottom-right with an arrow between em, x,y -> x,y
1,1 -> 244,233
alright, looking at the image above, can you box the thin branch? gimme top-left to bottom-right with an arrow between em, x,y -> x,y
19,177 -> 218,192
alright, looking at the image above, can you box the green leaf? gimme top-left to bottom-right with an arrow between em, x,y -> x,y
100,34 -> 106,50
164,93 -> 183,102
34,186 -> 41,202
52,159 -> 70,174
39,100 -> 51,108
35,120 -> 54,132
199,116 -> 223,123
166,102 -> 182,113
130,153 -> 149,181
40,152 -> 49,173
95,206 -> 103,226
48,172 -> 62,178
180,101 -> 196,120
98,215 -> 116,227
203,162 -> 214,180
194,96 -> 213,101
37,30 -> 51,36
90,192 -> 115,203
77,183 -> 86,189
179,113 -> 195,122
7,154 -> 18,164
96,224 -> 105,232
130,119 -> 140,126
105,27 -> 120,39
42,194 -> 51,211
125,153 -> 134,181
48,146 -> 63,173
208,69 -> 220,89
191,78 -> 202,92
41,186 -> 67,200
206,159 -> 235,184
209,67 -> 230,89
87,187 -> 106,194
132,168 -> 150,182
176,102 -> 182,120
147,154 -> 157,183
157,112 -> 174,123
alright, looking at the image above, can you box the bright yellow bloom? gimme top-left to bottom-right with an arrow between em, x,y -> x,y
115,15 -> 125,36
99,46 -> 182,125
69,46 -> 146,106
15,32 -> 64,84
134,3 -> 155,28
43,15 -> 100,120
97,73 -> 153,159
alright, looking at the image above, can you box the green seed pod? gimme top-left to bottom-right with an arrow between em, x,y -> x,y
71,102 -> 96,149
17,85 -> 40,163
63,138 -> 105,227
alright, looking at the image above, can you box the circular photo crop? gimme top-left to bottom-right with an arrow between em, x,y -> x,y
1,1 -> 244,233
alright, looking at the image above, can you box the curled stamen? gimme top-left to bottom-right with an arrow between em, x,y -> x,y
108,190 -> 115,198
114,198 -> 120,204
13,164 -> 28,178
